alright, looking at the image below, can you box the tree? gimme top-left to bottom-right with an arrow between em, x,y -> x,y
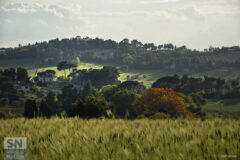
3,68 -> 16,80
111,89 -> 140,118
37,70 -> 56,77
119,38 -> 131,52
39,100 -> 53,118
144,43 -> 157,51
71,66 -> 120,88
189,93 -> 206,107
101,66 -> 120,85
231,80 -> 239,88
158,45 -> 163,50
134,88 -> 193,118
131,40 -> 138,48
152,75 -> 181,91
57,61 -> 77,78
24,100 -> 37,118
17,67 -> 29,82
119,81 -> 141,90
58,84 -> 78,111
81,80 -> 98,98
46,91 -> 58,113
100,85 -> 118,101
76,57 -> 81,64
69,96 -> 114,118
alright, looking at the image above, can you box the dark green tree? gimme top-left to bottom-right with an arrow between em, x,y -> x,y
111,89 -> 140,118
39,100 -> 53,118
69,96 -> 114,118
3,68 -> 16,80
17,67 -> 29,82
24,100 -> 37,118
81,80 -> 97,98
46,91 -> 58,113
58,84 -> 78,111
57,61 -> 77,78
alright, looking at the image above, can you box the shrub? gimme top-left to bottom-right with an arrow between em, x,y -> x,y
149,112 -> 170,119
69,96 -> 114,118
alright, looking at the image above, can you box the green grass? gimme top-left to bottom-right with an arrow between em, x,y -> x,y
0,118 -> 239,160
27,62 -> 103,77
25,62 -> 157,87
203,99 -> 240,112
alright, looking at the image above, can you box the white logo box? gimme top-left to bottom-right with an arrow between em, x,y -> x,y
4,137 -> 27,149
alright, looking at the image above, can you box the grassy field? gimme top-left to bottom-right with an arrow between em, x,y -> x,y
27,62 -> 103,77
203,99 -> 240,112
24,62 -> 159,87
203,99 -> 240,119
0,118 -> 239,160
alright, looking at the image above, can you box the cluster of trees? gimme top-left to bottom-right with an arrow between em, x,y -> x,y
24,99 -> 53,118
24,74 -> 209,119
57,61 -> 77,78
69,96 -> 114,118
1,36 -> 239,72
23,80 -> 138,118
0,67 -> 29,106
70,66 -> 120,88
24,81 -> 204,119
0,67 -> 29,83
1,64 -> 238,119
152,75 -> 240,98
37,70 -> 56,77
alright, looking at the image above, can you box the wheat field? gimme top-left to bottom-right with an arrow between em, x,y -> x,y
0,118 -> 239,160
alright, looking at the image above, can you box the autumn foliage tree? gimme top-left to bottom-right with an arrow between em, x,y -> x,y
134,88 -> 193,118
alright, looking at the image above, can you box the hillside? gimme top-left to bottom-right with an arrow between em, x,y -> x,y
0,36 -> 240,80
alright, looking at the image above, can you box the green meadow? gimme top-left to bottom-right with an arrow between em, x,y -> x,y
27,62 -> 103,77
203,99 -> 240,112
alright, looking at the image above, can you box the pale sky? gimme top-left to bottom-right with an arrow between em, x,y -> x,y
0,0 -> 239,50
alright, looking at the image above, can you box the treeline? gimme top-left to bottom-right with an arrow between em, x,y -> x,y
1,36 -> 240,72
24,71 -> 239,119
152,75 -> 240,98
1,65 -> 240,119
23,66 -> 215,119
24,80 -> 203,119
70,66 -> 120,88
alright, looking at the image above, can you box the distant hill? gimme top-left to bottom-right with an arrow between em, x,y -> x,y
0,36 -> 240,75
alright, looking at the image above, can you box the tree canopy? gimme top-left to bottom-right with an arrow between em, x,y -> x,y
134,88 -> 193,118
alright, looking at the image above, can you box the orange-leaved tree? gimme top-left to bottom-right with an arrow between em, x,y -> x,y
133,88 -> 193,118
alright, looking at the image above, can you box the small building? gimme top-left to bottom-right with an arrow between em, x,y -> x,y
74,84 -> 83,91
14,81 -> 31,91
38,76 -> 57,83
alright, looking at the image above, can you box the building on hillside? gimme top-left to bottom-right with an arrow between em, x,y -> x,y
74,84 -> 83,91
14,81 -> 31,91
38,76 -> 57,83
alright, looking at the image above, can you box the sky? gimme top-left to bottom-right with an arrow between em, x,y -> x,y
0,0 -> 239,50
